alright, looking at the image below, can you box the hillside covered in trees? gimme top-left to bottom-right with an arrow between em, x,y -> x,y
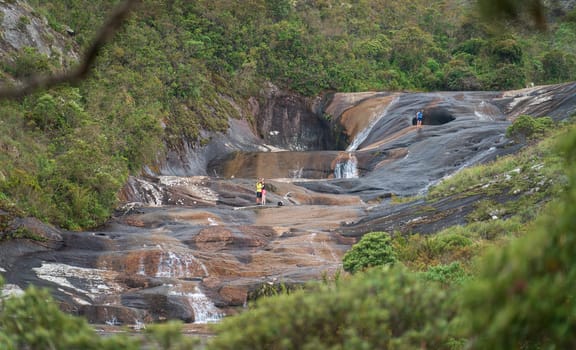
1,0 -> 575,229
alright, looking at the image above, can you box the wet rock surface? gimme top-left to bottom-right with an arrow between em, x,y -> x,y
1,82 -> 575,327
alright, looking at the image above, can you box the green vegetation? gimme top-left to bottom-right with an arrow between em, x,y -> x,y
0,0 -> 574,229
428,115 -> 564,205
209,266 -> 457,350
342,231 -> 397,273
506,115 -> 555,143
0,284 -> 140,349
3,121 -> 569,348
0,281 -> 205,349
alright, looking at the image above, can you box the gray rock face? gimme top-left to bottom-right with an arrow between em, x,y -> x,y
255,83 -> 342,151
209,83 -> 576,197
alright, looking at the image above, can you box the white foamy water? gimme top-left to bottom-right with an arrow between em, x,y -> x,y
474,101 -> 504,121
334,154 -> 359,179
133,178 -> 164,206
290,166 -> 304,179
155,251 -> 209,278
170,287 -> 223,324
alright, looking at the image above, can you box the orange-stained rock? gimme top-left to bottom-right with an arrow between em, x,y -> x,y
219,285 -> 248,305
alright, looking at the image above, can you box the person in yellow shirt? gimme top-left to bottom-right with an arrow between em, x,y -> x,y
256,178 -> 264,205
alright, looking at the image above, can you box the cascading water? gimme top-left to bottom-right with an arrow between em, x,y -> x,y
155,250 -> 209,278
334,153 -> 359,179
170,287 -> 223,323
127,177 -> 164,206
474,100 -> 504,121
333,95 -> 399,179
346,95 -> 398,152
289,166 -> 303,179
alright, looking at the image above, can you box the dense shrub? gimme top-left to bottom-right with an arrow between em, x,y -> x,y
506,115 -> 555,143
443,59 -> 482,90
342,231 -> 397,273
540,50 -> 575,83
422,262 -> 470,287
459,127 -> 576,349
484,63 -> 526,90
491,38 -> 523,64
208,266 -> 458,350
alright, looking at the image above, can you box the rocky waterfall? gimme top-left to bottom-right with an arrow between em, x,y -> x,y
1,82 -> 575,328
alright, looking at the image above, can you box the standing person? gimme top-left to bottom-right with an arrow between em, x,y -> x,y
261,179 -> 267,205
416,110 -> 424,129
256,178 -> 264,205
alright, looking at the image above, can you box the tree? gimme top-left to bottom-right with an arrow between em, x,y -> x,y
342,231 -> 397,273
541,50 -> 575,83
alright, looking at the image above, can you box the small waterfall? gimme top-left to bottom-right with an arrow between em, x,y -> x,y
137,256 -> 146,276
105,316 -> 120,326
170,287 -> 223,324
334,153 -> 359,179
346,95 -> 398,152
155,251 -> 209,278
289,166 -> 303,179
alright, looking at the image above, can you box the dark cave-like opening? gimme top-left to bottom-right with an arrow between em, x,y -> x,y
412,107 -> 456,126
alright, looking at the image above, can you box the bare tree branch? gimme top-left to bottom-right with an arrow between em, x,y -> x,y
0,0 -> 140,99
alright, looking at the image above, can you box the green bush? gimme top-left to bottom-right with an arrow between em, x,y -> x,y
342,231 -> 397,273
506,115 -> 555,143
422,262 -> 470,287
484,63 -> 526,90
144,320 -> 200,350
208,266 -> 458,350
443,59 -> 482,90
3,47 -> 52,79
490,38 -> 523,64
432,233 -> 473,251
540,50 -> 575,83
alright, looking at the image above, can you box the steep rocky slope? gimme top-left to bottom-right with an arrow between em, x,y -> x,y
0,0 -> 78,70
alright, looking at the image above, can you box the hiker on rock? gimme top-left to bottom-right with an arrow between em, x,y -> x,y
416,110 -> 424,129
256,178 -> 264,205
